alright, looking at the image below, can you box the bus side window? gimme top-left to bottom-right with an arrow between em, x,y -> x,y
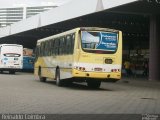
43,42 -> 46,56
66,33 -> 75,54
50,39 -> 53,56
59,37 -> 65,55
62,37 -> 66,54
44,42 -> 47,56
52,39 -> 55,56
40,42 -> 44,56
66,35 -> 71,54
44,41 -> 47,56
54,39 -> 59,55
48,40 -> 51,56
46,41 -> 50,56
39,43 -> 42,56
45,41 -> 47,56
71,34 -> 75,53
63,36 -> 67,54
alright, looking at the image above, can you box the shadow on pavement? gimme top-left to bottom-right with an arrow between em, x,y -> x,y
41,80 -> 112,91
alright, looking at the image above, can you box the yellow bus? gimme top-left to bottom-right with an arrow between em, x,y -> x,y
34,27 -> 122,88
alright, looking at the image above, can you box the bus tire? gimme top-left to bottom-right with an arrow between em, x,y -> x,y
55,68 -> 63,86
38,66 -> 46,82
9,70 -> 15,74
87,79 -> 101,89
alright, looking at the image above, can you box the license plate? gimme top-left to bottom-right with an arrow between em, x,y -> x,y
94,68 -> 102,71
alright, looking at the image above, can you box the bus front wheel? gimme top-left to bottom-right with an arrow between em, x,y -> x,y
87,79 -> 101,89
55,68 -> 63,86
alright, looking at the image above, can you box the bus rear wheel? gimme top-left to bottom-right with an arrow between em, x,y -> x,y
39,76 -> 46,82
55,68 -> 63,86
87,79 -> 101,89
38,67 -> 46,82
9,70 -> 15,74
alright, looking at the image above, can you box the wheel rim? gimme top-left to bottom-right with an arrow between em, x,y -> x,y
56,73 -> 60,85
56,69 -> 61,86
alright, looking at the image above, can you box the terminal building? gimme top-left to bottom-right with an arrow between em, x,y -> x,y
0,6 -> 56,27
0,0 -> 160,81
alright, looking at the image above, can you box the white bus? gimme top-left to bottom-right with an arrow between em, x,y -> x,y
0,44 -> 23,74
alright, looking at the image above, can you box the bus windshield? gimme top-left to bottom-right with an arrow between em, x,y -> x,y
81,31 -> 118,53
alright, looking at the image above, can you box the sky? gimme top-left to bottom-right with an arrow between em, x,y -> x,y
0,0 -> 72,8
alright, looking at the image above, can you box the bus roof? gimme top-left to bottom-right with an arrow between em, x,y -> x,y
0,44 -> 23,47
37,27 -> 120,44
37,27 -> 79,44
